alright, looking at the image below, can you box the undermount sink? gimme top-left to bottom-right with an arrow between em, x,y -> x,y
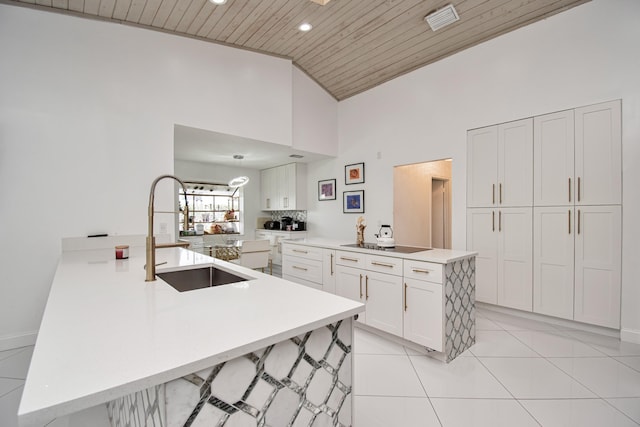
157,266 -> 248,292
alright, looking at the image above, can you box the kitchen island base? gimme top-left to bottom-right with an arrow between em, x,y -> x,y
106,318 -> 353,427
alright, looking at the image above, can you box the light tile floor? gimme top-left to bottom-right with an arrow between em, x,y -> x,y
2,308 -> 640,426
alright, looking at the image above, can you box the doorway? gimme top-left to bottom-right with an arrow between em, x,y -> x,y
431,178 -> 451,249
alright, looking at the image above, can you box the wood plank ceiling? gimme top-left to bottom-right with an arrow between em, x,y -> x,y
9,0 -> 589,100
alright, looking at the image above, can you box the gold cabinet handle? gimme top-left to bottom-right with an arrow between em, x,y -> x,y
492,183 -> 495,204
293,249 -> 308,254
411,268 -> 432,274
365,275 -> 369,300
499,210 -> 502,232
340,256 -> 359,262
499,183 -> 502,204
404,283 -> 408,311
492,211 -> 495,232
568,178 -> 571,203
371,261 -> 394,268
578,209 -> 581,235
330,253 -> 334,276
293,265 -> 308,271
568,210 -> 571,234
359,274 -> 363,299
578,177 -> 581,202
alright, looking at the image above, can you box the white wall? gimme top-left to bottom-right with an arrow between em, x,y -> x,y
307,0 -> 640,340
0,5 -> 293,348
174,159 -> 262,238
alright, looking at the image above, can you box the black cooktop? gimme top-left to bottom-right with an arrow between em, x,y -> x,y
341,243 -> 430,254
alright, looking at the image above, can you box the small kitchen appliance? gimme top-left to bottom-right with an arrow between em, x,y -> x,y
264,220 -> 280,230
375,225 -> 395,248
280,216 -> 293,231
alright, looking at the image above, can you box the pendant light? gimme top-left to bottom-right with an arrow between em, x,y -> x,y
228,154 -> 250,188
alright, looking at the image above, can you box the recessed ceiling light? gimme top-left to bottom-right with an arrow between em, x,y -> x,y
289,154 -> 304,159
209,0 -> 227,5
233,154 -> 244,160
298,23 -> 313,32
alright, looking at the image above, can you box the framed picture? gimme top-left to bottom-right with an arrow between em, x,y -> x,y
318,179 -> 336,201
345,162 -> 365,185
343,190 -> 364,213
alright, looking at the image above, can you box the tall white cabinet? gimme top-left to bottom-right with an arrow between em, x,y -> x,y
260,163 -> 307,211
469,100 -> 622,329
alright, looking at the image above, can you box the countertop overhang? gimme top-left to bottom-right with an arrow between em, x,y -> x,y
282,238 -> 477,264
18,247 -> 363,426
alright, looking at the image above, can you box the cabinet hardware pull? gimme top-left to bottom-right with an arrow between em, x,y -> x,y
499,210 -> 502,232
330,253 -> 334,275
293,265 -> 308,271
578,177 -> 581,202
412,268 -> 432,274
341,256 -> 359,262
404,283 -> 408,311
492,211 -> 495,232
578,209 -> 581,235
293,249 -> 308,254
492,184 -> 495,204
267,198 -> 271,209
365,275 -> 369,300
568,178 -> 571,202
359,274 -> 363,299
371,261 -> 394,268
499,183 -> 502,204
568,210 -> 571,234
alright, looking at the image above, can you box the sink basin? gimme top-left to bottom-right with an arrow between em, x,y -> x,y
157,266 -> 248,292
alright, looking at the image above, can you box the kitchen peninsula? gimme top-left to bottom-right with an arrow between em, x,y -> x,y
282,239 -> 476,362
18,242 -> 363,427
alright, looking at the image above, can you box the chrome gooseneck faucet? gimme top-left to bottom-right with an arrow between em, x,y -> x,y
146,174 -> 190,282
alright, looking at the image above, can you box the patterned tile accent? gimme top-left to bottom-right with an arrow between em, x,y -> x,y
444,257 -> 476,362
106,384 -> 164,427
108,318 -> 352,427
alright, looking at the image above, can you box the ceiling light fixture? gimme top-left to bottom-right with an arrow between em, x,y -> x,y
298,23 -> 313,32
228,176 -> 250,188
424,4 -> 459,31
209,0 -> 227,5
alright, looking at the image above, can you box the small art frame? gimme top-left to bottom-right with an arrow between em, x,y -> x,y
345,162 -> 365,185
318,179 -> 336,201
343,190 -> 365,214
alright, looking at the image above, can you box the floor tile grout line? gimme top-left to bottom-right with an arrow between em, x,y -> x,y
405,352 -> 444,427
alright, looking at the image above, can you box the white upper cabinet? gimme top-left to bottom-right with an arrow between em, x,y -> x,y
574,100 -> 622,206
260,163 -> 307,211
534,109 -> 575,206
534,100 -> 621,207
467,118 -> 532,208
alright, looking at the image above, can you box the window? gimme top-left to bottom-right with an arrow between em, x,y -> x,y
178,182 -> 243,235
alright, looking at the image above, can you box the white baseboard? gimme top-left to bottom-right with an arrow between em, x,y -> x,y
621,328 -> 640,344
0,331 -> 38,351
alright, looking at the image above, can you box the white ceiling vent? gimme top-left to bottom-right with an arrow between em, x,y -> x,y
424,4 -> 460,31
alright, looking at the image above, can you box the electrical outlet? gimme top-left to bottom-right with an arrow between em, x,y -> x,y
159,223 -> 168,233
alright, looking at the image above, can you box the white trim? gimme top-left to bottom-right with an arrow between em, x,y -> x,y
621,328 -> 640,344
0,331 -> 37,352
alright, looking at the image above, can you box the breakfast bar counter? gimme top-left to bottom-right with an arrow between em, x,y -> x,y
18,245 -> 363,426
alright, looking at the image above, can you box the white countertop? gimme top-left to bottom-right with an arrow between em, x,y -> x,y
283,238 -> 476,264
19,247 -> 363,426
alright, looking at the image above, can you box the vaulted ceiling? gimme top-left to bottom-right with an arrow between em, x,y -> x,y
8,0 -> 588,100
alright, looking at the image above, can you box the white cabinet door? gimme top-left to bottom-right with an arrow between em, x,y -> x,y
497,208 -> 533,311
323,249 -> 336,294
403,278 -> 443,351
574,205 -> 621,328
335,265 -> 366,324
498,118 -> 533,207
467,208 -> 498,304
533,207 -> 575,320
364,271 -> 403,336
467,126 -> 498,207
260,168 -> 278,210
281,163 -> 295,209
575,100 -> 622,206
534,110 -> 575,206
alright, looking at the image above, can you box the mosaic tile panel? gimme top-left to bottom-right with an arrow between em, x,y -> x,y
106,384 -> 164,427
444,257 -> 476,362
108,318 -> 353,427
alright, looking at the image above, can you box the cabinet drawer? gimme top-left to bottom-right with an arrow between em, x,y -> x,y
403,260 -> 443,283
335,251 -> 367,267
365,254 -> 403,276
282,244 -> 323,261
282,256 -> 322,284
